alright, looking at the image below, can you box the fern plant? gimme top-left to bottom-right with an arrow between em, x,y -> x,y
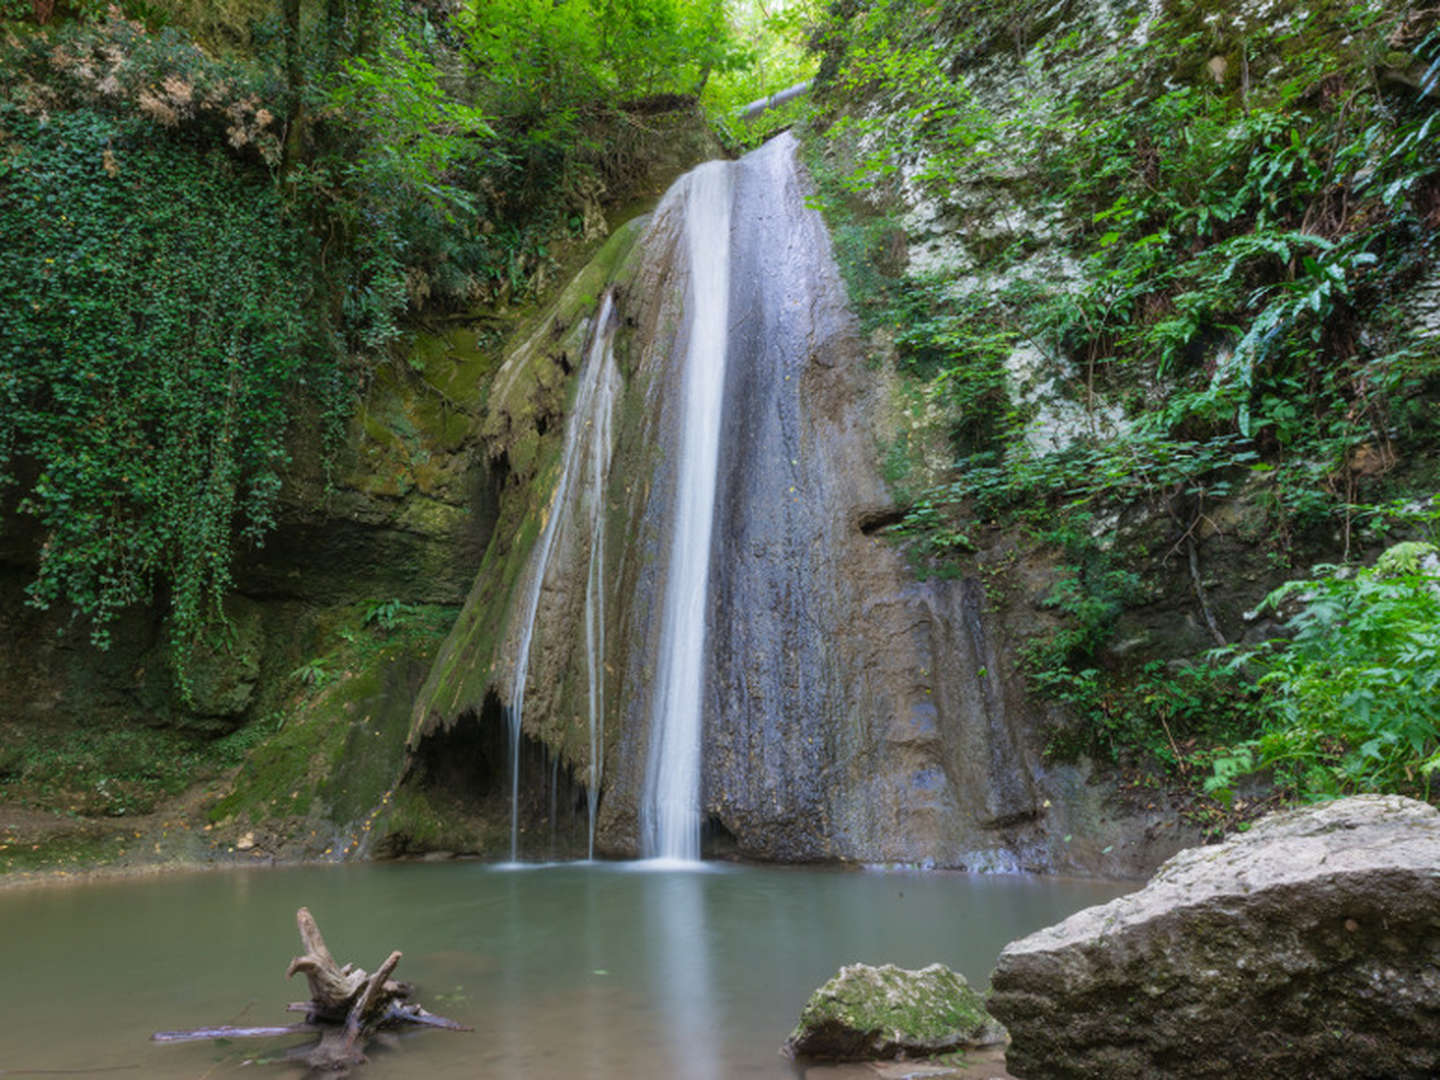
1207,543 -> 1440,803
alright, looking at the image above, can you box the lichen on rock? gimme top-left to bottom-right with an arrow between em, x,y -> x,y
785,962 -> 1007,1061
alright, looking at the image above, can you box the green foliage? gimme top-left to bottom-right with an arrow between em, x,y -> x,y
701,0 -> 819,148
0,0 -> 113,26
1207,544 -> 1440,803
811,0 -> 1440,536
325,39 -> 492,207
881,496 -> 974,575
293,0 -> 748,337
1040,657 -> 1258,771
459,0 -> 741,111
806,0 -> 1440,793
456,0 -> 743,165
2,12 -> 287,161
304,27 -> 497,349
363,596 -> 415,630
0,103 -> 322,666
290,656 -> 333,688
1013,526 -> 1256,767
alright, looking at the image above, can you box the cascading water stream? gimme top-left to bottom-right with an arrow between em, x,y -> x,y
507,293 -> 618,861
412,134 -> 1048,871
583,318 -> 621,860
639,161 -> 735,863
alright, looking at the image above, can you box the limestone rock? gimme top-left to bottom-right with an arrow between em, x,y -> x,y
990,794 -> 1440,1079
785,962 -> 1006,1061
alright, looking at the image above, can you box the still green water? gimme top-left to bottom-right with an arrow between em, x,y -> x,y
1,861 -> 1126,1077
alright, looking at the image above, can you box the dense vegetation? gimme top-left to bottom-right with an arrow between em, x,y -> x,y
804,0 -> 1440,810
0,0 -> 779,682
5,0 -> 1437,860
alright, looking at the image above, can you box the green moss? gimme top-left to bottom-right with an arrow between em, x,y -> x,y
0,722 -> 238,819
394,497 -> 469,540
409,323 -> 502,422
211,602 -> 457,827
406,217 -> 654,749
788,963 -> 1006,1059
799,965 -> 989,1041
407,467 -> 548,740
0,832 -> 126,876
552,217 -> 649,319
372,787 -> 485,855
210,709 -> 333,822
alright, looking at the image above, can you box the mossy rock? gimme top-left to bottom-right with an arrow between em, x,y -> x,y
172,594 -> 265,728
785,962 -> 1007,1061
209,602 -> 456,833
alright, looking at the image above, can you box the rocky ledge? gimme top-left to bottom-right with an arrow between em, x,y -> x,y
990,794 -> 1440,1079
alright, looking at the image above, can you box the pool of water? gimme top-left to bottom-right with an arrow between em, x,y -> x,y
1,861 -> 1128,1078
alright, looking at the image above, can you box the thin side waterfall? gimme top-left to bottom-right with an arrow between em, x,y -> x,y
639,161 -> 735,862
507,292 -> 618,861
584,523 -> 604,860
584,317 -> 621,860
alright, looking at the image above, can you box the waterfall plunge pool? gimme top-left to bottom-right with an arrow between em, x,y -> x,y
2,862 -> 1128,1077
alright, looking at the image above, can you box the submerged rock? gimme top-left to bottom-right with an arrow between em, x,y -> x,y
989,794 -> 1440,1079
785,962 -> 1006,1061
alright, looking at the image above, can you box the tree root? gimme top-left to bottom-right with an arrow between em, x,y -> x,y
154,907 -> 470,1075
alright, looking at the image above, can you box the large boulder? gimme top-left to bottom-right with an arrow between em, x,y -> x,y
989,794 -> 1440,1079
785,962 -> 1007,1061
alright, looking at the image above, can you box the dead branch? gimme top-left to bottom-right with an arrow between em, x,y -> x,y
153,1024 -> 321,1043
153,908 -> 470,1074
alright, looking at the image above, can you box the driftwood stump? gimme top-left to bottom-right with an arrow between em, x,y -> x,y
154,907 -> 469,1074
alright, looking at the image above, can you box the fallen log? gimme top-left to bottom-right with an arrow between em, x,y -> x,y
153,907 -> 470,1074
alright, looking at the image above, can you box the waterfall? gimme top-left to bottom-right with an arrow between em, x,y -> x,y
507,293 -> 619,861
639,161 -> 735,862
585,517 -> 605,860
412,134 -> 1049,870
584,306 -> 621,860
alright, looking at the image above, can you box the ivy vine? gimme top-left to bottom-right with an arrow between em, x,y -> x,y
0,105 -> 329,672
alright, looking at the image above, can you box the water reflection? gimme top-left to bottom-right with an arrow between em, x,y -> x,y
647,868 -> 718,1080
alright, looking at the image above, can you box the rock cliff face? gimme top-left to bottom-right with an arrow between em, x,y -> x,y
597,133 -> 1065,867
407,133 -> 1199,875
990,795 -> 1440,1079
0,302 -> 497,850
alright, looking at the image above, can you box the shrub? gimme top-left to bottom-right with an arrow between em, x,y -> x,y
1207,543 -> 1440,803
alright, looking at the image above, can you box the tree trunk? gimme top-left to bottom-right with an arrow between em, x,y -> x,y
281,0 -> 307,178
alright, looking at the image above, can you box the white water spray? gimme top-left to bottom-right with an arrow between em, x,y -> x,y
508,293 -> 619,861
640,162 -> 735,862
